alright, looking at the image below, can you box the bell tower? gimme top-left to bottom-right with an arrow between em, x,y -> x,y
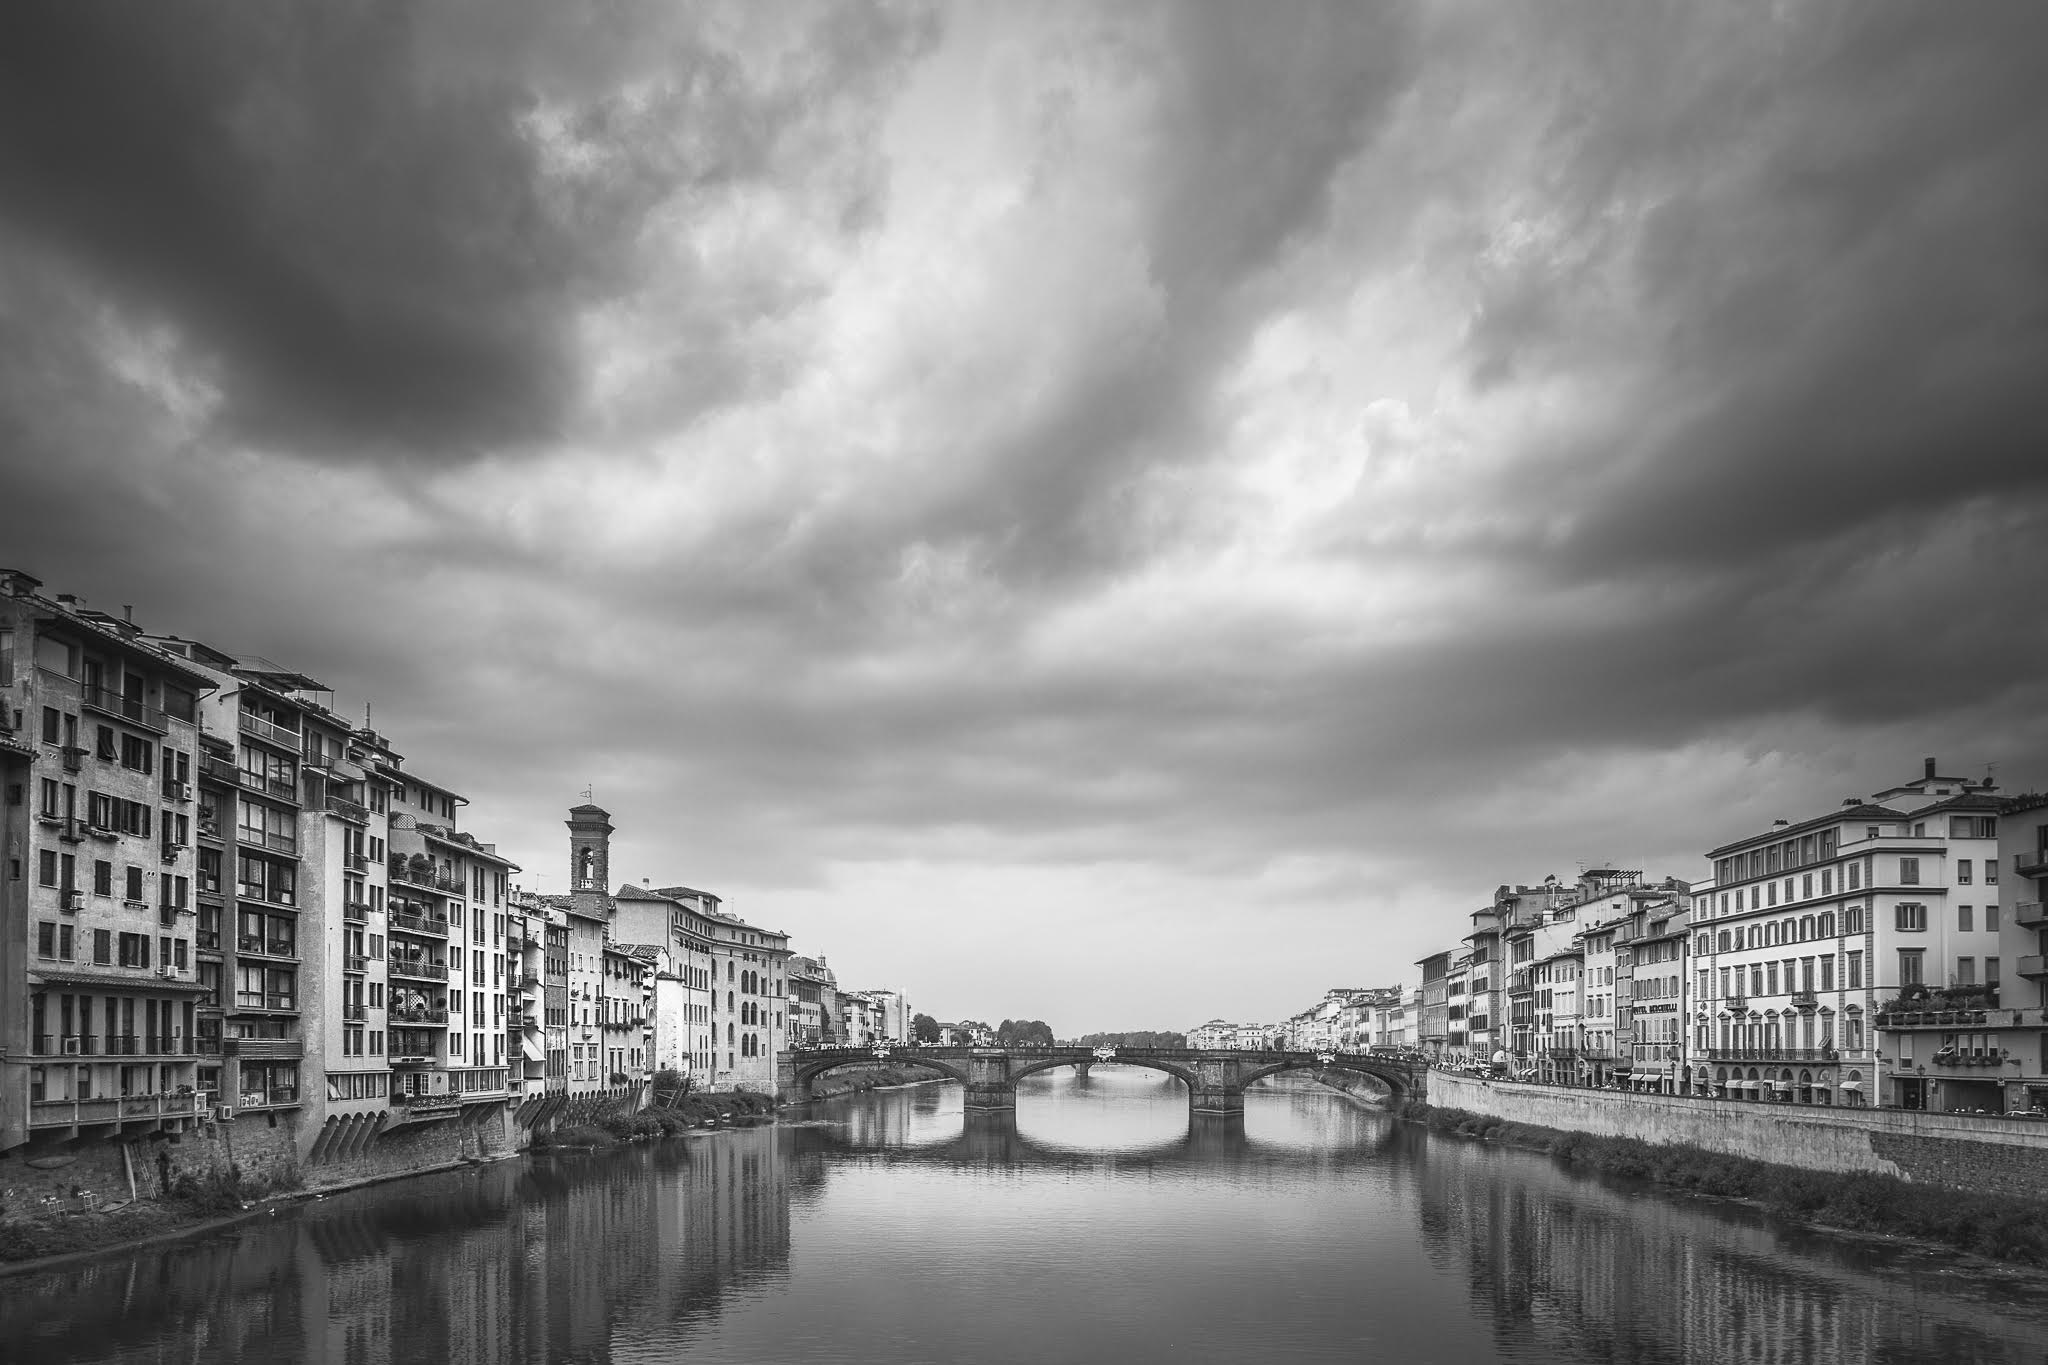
566,802 -> 613,894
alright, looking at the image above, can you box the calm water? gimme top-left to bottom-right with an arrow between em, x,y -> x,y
9,1068 -> 2048,1364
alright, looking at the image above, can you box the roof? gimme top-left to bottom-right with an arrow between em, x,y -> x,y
568,803 -> 610,816
1706,803 -> 1906,861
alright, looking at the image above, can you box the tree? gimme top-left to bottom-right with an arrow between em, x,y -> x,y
912,1012 -> 941,1043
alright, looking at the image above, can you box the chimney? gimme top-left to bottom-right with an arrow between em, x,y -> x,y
1925,756 -> 1937,780
1842,797 -> 1861,807
1773,818 -> 1789,827
122,604 -> 133,623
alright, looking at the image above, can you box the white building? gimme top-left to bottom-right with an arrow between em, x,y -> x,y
1692,759 -> 2003,1110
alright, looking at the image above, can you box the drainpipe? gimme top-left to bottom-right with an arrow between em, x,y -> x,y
102,1142 -> 139,1212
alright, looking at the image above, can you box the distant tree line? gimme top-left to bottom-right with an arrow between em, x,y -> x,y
909,1014 -> 1057,1046
1074,1030 -> 1188,1050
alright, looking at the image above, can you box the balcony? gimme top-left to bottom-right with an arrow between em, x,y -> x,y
196,928 -> 221,952
238,1085 -> 301,1111
343,899 -> 369,924
389,910 -> 450,938
32,1034 -> 97,1056
30,1096 -> 122,1127
520,972 -> 541,990
232,992 -> 299,1014
238,712 -> 301,751
343,954 -> 369,974
235,935 -> 299,961
101,1034 -> 198,1057
2015,901 -> 2048,931
199,754 -> 239,785
82,683 -> 167,733
197,818 -> 223,842
1790,990 -> 1818,1010
235,828 -> 297,855
343,1003 -> 368,1022
391,1007 -> 450,1026
390,958 -> 449,982
392,1092 -> 463,1113
227,1037 -> 303,1061
2019,956 -> 2048,980
1702,1046 -> 1838,1063
1931,1047 -> 2007,1068
121,1092 -> 198,1120
1724,995 -> 1749,1013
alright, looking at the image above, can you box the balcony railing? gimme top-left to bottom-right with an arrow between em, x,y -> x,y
1789,990 -> 1818,1009
196,928 -> 221,951
390,910 -> 450,937
389,959 -> 449,981
238,1086 -> 302,1110
1703,1046 -> 1838,1062
343,954 -> 369,974
238,712 -> 301,750
392,1008 -> 450,1025
343,1004 -> 367,1022
199,755 -> 239,784
343,899 -> 369,924
230,1037 -> 303,1061
30,1096 -> 123,1127
2015,901 -> 2048,931
82,683 -> 167,733
392,1092 -> 463,1112
232,992 -> 299,1012
2019,955 -> 2047,980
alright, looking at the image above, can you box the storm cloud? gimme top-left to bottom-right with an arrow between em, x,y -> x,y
5,0 -> 2048,1029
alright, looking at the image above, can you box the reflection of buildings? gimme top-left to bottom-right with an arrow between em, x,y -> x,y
1409,1133 -> 2043,1364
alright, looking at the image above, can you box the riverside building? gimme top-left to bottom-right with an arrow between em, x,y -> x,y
1691,760 -> 2003,1110
2,567 -> 522,1169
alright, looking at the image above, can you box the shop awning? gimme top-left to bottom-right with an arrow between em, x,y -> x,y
1840,1080 -> 1864,1092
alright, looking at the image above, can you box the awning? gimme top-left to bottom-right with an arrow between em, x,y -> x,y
1840,1081 -> 1864,1092
1772,1080 -> 1793,1092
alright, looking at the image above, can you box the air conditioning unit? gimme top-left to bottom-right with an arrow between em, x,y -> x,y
174,781 -> 193,801
214,1104 -> 234,1122
156,966 -> 178,980
63,1038 -> 81,1055
64,889 -> 84,912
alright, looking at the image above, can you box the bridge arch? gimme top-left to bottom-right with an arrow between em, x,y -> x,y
1236,1056 -> 1413,1101
790,1049 -> 970,1097
1007,1054 -> 1200,1090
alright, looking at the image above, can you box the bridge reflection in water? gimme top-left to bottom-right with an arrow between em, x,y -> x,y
6,1072 -> 2047,1365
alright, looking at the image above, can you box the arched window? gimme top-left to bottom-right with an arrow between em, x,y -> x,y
727,1022 -> 735,1043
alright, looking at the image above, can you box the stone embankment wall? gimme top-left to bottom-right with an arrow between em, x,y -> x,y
1429,1072 -> 2048,1199
2,1107 -> 517,1218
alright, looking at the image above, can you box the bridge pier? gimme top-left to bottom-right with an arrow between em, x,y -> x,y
1189,1056 -> 1246,1115
964,1051 -> 1018,1109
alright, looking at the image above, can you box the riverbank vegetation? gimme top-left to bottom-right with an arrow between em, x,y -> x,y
802,1062 -> 946,1099
1400,1100 -> 2048,1266
0,1165 -> 303,1266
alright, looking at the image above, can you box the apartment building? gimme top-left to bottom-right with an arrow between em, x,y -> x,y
1691,760 -> 2002,1110
1611,891 -> 1688,1094
3,573 -> 215,1154
788,955 -> 840,1047
2000,796 -> 2048,1114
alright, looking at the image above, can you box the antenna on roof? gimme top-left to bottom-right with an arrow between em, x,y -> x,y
581,785 -> 594,802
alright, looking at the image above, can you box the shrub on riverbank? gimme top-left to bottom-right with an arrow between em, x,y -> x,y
1402,1101 -> 2048,1266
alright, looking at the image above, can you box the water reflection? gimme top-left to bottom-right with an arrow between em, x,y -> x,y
8,1074 -> 2047,1365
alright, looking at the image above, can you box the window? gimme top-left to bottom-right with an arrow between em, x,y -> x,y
1958,905 -> 1973,933
92,860 -> 112,896
1957,860 -> 1973,885
1898,949 -> 1924,987
1986,859 -> 1998,885
1987,904 -> 2000,932
1898,857 -> 1920,885
1895,903 -> 1926,932
1956,957 -> 1975,986
1848,951 -> 1863,989
37,921 -> 55,958
120,734 -> 152,773
1846,906 -> 1864,934
118,932 -> 149,968
41,707 -> 60,743
125,866 -> 143,901
1821,955 -> 1835,990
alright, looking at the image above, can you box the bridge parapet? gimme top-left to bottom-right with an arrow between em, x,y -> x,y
776,1045 -> 1423,1111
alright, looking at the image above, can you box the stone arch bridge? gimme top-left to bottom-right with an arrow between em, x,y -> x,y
776,1045 -> 1425,1115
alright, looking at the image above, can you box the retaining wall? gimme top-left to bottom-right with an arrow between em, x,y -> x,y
1429,1071 -> 2048,1198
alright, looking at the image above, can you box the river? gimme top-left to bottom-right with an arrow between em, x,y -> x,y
7,1067 -> 2047,1364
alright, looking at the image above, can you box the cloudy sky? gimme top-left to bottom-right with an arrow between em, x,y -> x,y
5,1 -> 2048,1033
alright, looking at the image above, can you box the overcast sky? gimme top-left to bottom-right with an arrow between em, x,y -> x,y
5,1 -> 2048,1034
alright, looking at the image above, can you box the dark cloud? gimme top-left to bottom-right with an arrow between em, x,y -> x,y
0,0 -> 932,462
